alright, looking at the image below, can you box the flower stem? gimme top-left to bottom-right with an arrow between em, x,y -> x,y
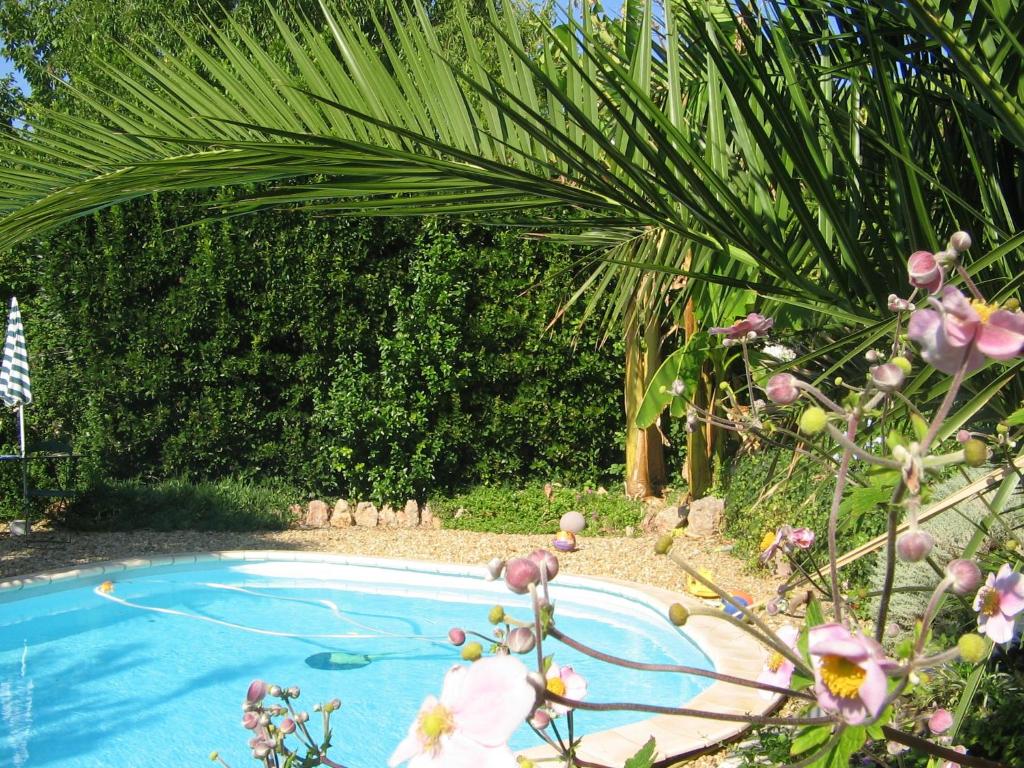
827,411 -> 860,623
548,626 -> 815,701
543,692 -> 832,726
881,725 -> 1008,768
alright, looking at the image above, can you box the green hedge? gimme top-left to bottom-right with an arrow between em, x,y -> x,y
1,192 -> 627,511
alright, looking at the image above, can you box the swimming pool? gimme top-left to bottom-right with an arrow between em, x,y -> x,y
0,553 -> 720,767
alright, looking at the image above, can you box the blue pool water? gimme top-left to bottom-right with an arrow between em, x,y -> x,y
0,557 -> 713,767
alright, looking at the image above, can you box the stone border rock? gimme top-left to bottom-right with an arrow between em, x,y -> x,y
294,499 -> 439,530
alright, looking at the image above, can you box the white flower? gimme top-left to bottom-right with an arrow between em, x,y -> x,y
762,344 -> 796,362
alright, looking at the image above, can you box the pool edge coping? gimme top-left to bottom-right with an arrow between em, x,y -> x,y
0,549 -> 778,766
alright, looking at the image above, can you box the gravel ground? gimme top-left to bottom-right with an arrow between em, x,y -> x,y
1,525 -> 774,766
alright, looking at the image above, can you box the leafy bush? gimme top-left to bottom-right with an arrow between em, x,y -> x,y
55,477 -> 299,531
5,201 -> 626,505
429,482 -> 644,535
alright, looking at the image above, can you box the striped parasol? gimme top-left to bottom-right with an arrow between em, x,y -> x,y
0,297 -> 32,408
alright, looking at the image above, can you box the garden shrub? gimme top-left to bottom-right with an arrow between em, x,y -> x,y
2,199 -> 628,506
429,482 -> 644,535
55,476 -> 299,531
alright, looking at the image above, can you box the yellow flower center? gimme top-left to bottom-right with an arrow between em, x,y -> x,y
760,531 -> 777,551
546,677 -> 566,697
819,655 -> 866,700
766,651 -> 786,673
970,299 -> 997,324
418,704 -> 454,750
978,586 -> 1001,616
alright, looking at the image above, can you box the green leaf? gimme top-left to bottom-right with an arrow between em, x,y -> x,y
635,333 -> 709,429
1007,406 -> 1024,426
623,737 -> 657,768
910,413 -> 929,443
828,726 -> 866,768
791,725 -> 832,756
806,597 -> 826,627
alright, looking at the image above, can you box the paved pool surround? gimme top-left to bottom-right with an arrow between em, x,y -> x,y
0,550 -> 779,766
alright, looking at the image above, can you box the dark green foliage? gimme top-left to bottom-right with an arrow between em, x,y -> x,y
54,476 -> 298,531
430,482 -> 643,535
1,193 -> 624,505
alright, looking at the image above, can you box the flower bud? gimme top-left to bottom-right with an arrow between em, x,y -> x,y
252,745 -> 270,759
928,708 -> 953,735
296,711 -> 309,724
957,633 -> 990,664
527,548 -> 560,580
949,231 -> 972,253
654,534 -> 674,555
908,250 -> 944,293
268,685 -> 282,698
896,530 -> 934,562
888,294 -> 916,313
504,557 -> 541,594
765,598 -> 780,616
799,406 -> 828,435
890,356 -> 913,376
246,680 -> 267,704
529,709 -> 551,730
259,713 -> 271,726
766,373 -> 801,405
242,712 -> 260,730
287,686 -> 300,699
488,605 -> 506,625
870,363 -> 905,392
279,718 -> 296,735
485,557 -> 505,581
209,752 -> 219,762
963,438 -> 988,467
329,699 -> 341,711
956,429 -> 971,443
448,627 -> 466,646
668,603 -> 689,626
461,641 -> 483,661
507,627 -> 536,654
946,559 -> 982,595
670,378 -> 685,396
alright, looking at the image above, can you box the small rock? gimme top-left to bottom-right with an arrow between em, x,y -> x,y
641,505 -> 683,536
379,504 -> 397,527
331,500 -> 352,528
353,501 -> 379,527
419,504 -> 434,528
686,496 -> 724,537
305,500 -> 331,528
400,499 -> 420,528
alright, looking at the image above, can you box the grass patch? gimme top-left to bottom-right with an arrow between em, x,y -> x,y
430,482 -> 644,535
55,477 -> 300,531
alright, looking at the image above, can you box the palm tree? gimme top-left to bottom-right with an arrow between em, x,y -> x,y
1,0 -> 1021,496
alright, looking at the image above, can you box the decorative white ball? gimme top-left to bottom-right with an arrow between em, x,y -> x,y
559,511 -> 586,534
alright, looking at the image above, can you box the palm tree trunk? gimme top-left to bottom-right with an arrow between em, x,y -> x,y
684,300 -> 713,500
624,277 -> 666,498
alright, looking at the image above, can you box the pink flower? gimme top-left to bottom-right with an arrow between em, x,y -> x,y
709,313 -> 773,341
973,563 -> 1024,644
908,286 -> 1024,374
757,625 -> 799,699
241,711 -> 260,730
789,528 -> 815,549
765,373 -> 800,405
809,624 -> 896,725
388,656 -> 536,767
246,680 -> 267,704
544,662 -> 588,717
928,708 -> 953,734
907,250 -> 944,293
